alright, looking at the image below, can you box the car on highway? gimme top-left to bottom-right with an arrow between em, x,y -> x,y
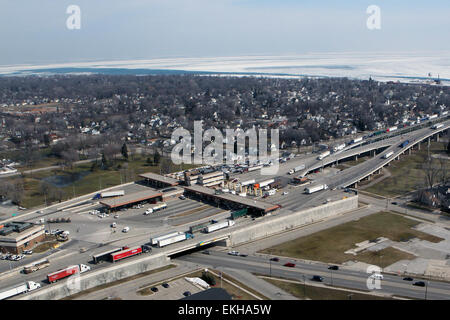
114,215 -> 119,219
239,253 -> 248,257
312,275 -> 324,282
370,273 -> 384,280
183,291 -> 192,297
413,281 -> 426,287
228,251 -> 239,256
283,262 -> 296,267
122,226 -> 130,233
282,191 -> 289,195
328,265 -> 339,270
162,283 -> 170,288
150,287 -> 159,292
23,250 -> 33,255
179,195 -> 186,200
270,257 -> 279,262
202,250 -> 210,255
391,202 -> 398,205
403,277 -> 414,281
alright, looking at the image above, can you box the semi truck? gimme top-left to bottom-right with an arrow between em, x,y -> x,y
431,123 -> 444,130
333,143 -> 346,152
23,258 -> 50,274
400,140 -> 410,148
144,202 -> 167,215
0,281 -> 41,300
305,184 -> 328,194
151,231 -> 183,246
157,232 -> 194,248
288,164 -> 305,175
47,264 -> 91,283
317,150 -> 330,160
429,114 -> 438,120
204,220 -> 235,233
383,151 -> 394,159
248,165 -> 263,172
111,245 -> 151,262
350,137 -> 363,144
93,190 -> 125,199
386,126 -> 398,133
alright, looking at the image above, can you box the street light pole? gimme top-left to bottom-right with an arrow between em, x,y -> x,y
425,281 -> 429,300
303,275 -> 306,299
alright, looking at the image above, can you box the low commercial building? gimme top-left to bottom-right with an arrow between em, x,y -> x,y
198,171 -> 224,187
0,222 -> 45,254
139,172 -> 180,188
100,190 -> 163,211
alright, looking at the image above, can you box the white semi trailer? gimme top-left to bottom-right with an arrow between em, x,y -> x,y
0,281 -> 41,300
157,232 -> 194,247
317,151 -> 330,160
150,231 -> 181,246
305,184 -> 328,194
288,164 -> 306,175
204,220 -> 235,233
383,151 -> 394,159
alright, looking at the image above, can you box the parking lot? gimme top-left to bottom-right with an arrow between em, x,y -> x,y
140,277 -> 204,300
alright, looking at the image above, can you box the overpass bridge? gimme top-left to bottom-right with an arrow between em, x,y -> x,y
310,119 -> 450,189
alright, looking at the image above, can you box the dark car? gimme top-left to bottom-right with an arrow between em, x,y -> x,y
283,262 -> 295,267
403,277 -> 414,281
391,202 -> 398,205
239,254 -> 248,257
312,275 -> 324,282
270,257 -> 279,262
183,291 -> 192,297
328,265 -> 339,270
413,281 -> 426,287
202,250 -> 210,255
150,287 -> 159,292
162,283 -> 169,288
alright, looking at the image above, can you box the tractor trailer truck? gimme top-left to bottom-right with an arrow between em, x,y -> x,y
47,264 -> 91,283
0,281 -> 41,300
157,232 -> 194,248
305,184 -> 328,194
288,164 -> 306,175
23,259 -> 50,274
204,220 -> 235,233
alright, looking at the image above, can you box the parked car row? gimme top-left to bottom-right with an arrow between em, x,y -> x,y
1,253 -> 26,261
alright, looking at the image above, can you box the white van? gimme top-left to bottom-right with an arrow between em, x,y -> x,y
122,226 -> 130,233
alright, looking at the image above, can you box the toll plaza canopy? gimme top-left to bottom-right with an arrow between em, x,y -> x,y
100,190 -> 162,209
184,185 -> 280,215
139,172 -> 180,188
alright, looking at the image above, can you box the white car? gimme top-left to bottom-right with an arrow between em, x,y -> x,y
370,273 -> 384,280
122,226 -> 130,233
282,191 -> 289,195
228,251 -> 239,256
114,215 -> 119,219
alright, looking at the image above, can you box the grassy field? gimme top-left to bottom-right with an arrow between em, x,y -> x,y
260,212 -> 443,267
8,156 -> 197,209
364,141 -> 448,197
263,277 -> 392,300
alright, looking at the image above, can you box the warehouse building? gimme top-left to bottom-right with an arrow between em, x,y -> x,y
139,172 -> 180,188
0,222 -> 45,254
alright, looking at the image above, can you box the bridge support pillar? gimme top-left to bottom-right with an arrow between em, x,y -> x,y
355,155 -> 358,161
418,143 -> 421,150
371,150 -> 376,158
367,175 -> 371,181
408,148 -> 411,155
436,134 -> 440,142
428,137 -> 431,147
354,182 -> 358,188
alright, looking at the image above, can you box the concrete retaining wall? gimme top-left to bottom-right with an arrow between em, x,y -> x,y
19,253 -> 170,300
230,195 -> 358,246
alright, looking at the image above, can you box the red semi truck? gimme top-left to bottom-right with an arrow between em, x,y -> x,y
111,246 -> 147,262
47,264 -> 91,283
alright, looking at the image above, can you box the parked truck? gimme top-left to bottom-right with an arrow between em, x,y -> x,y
47,264 -> 91,283
157,232 -> 194,248
317,150 -> 330,160
383,151 -> 394,159
305,184 -> 328,194
288,164 -> 306,175
0,281 -> 41,300
23,258 -> 50,274
204,220 -> 235,233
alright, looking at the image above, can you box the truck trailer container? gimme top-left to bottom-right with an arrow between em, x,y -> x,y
92,247 -> 123,264
204,220 -> 235,233
317,151 -> 330,160
383,151 -> 394,159
431,123 -> 444,130
95,190 -> 125,199
0,281 -> 41,300
333,143 -> 346,152
386,126 -> 398,133
111,246 -> 143,262
400,140 -> 410,148
305,184 -> 328,194
47,264 -> 91,283
350,137 -> 363,144
151,231 -> 183,246
157,232 -> 194,247
23,259 -> 50,274
144,202 -> 167,215
428,114 -> 438,120
288,164 -> 306,175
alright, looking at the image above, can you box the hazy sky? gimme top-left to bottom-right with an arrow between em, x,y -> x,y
0,0 -> 449,65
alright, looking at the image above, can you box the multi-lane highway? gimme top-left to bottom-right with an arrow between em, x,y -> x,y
177,251 -> 450,300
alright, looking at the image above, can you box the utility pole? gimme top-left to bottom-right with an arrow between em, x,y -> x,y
425,281 -> 429,300
303,275 -> 306,299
